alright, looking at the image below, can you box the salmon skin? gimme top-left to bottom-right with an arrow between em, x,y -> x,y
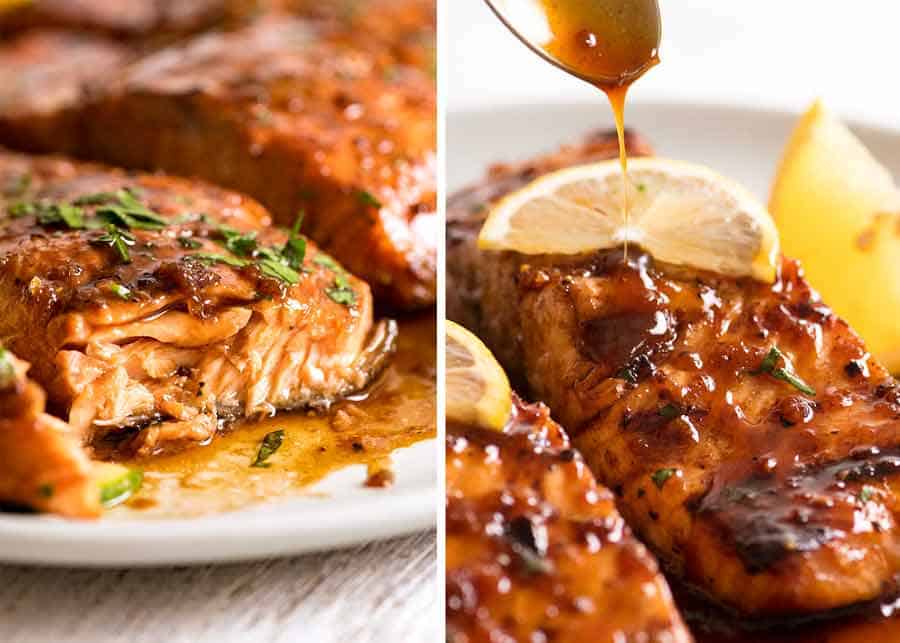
447,130 -> 900,618
0,148 -> 394,455
0,13 -> 436,310
447,394 -> 692,643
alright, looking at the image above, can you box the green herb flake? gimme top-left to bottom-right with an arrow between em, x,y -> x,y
178,236 -> 202,249
751,346 -> 816,396
251,429 -> 285,468
8,201 -> 36,218
658,404 -> 681,419
637,183 -> 647,193
282,212 -> 307,269
616,366 -> 637,384
216,224 -> 258,257
193,253 -> 250,268
313,254 -> 343,272
356,190 -> 382,209
38,484 -> 54,499
326,273 -> 356,306
0,348 -> 15,391
859,485 -> 876,503
100,469 -> 143,508
72,191 -> 118,206
94,225 -> 135,263
651,468 -> 677,489
108,283 -> 131,300
96,188 -> 168,231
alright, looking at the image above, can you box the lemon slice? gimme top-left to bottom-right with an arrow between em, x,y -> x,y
478,157 -> 780,282
446,321 -> 512,431
770,100 -> 900,371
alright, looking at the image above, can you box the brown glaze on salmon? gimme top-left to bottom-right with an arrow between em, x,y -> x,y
0,348 -> 101,518
447,394 -> 692,643
0,15 -> 436,310
0,30 -> 131,153
0,148 -> 392,455
0,0 -> 257,41
447,131 -> 900,619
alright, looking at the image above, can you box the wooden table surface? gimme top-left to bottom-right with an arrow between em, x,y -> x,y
0,530 -> 437,643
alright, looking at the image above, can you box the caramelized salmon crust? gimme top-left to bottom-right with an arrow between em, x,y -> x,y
0,13 -> 437,310
447,395 -> 692,643
0,149 -> 394,455
448,131 -> 900,618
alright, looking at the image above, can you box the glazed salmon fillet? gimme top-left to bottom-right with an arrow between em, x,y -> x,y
0,0 -> 257,40
0,348 -> 103,517
0,148 -> 393,455
447,394 -> 692,643
0,15 -> 437,310
447,131 -> 900,618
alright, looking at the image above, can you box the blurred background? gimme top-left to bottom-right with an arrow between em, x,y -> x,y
449,1 -> 900,126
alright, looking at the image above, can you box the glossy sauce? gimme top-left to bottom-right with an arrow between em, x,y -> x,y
107,314 -> 435,519
536,0 -> 660,256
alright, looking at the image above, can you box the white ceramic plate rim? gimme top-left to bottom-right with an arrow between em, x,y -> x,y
0,438 -> 436,567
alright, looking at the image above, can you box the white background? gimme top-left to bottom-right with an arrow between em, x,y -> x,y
449,1 -> 900,127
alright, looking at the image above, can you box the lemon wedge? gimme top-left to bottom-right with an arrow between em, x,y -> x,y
478,157 -> 780,282
446,321 -> 512,431
770,100 -> 900,371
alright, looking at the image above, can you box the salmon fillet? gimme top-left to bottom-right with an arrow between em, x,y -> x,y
0,0 -> 258,40
0,148 -> 393,455
447,394 -> 692,642
447,131 -> 900,618
0,15 -> 436,310
0,347 -> 103,517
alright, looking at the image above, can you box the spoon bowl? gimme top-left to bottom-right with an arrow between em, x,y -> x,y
484,0 -> 661,89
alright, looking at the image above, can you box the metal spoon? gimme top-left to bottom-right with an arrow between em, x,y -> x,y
483,0 -> 661,88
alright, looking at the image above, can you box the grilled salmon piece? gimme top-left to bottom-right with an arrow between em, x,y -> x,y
0,30 -> 132,154
283,0 -> 436,71
447,394 -> 692,642
0,348 -> 102,517
0,0 -> 258,40
0,16 -> 436,310
448,131 -> 900,618
0,148 -> 393,454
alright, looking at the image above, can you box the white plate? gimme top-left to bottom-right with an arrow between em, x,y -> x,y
449,100 -> 900,197
0,439 -> 435,567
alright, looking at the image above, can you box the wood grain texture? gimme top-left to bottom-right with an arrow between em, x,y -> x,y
0,530 -> 436,643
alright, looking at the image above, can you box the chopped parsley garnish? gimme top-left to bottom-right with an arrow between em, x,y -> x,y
356,190 -> 382,209
99,469 -> 143,508
72,191 -> 118,206
216,224 -> 258,256
194,253 -> 250,268
93,225 -> 135,263
38,484 -> 54,499
651,468 -> 677,489
859,485 -> 876,503
282,212 -> 307,269
0,348 -> 15,390
178,236 -> 202,249
313,254 -> 343,271
108,283 -> 132,300
658,404 -> 681,419
751,346 -> 816,396
616,366 -> 637,384
313,253 -> 356,306
9,201 -> 85,229
251,429 -> 284,468
326,273 -> 356,306
96,188 -> 168,230
256,247 -> 300,284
